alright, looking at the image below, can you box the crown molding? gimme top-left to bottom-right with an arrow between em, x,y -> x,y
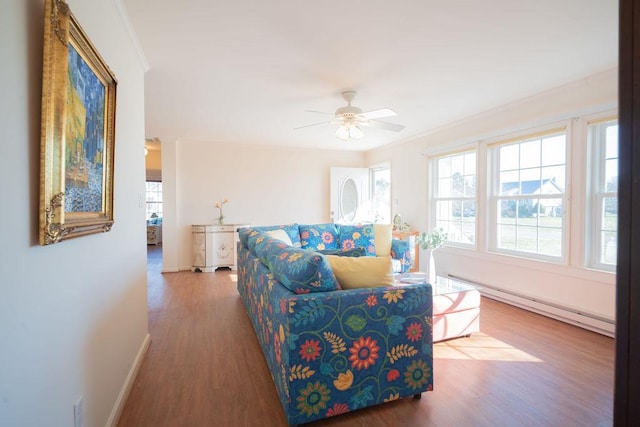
111,0 -> 150,72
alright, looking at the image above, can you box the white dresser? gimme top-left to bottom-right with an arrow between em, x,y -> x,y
192,224 -> 243,272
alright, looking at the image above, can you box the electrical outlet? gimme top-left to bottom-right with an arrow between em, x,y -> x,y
74,396 -> 84,427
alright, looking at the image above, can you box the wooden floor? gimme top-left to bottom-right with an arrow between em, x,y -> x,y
117,245 -> 614,426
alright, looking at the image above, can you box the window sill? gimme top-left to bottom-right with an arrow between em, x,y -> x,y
438,245 -> 616,285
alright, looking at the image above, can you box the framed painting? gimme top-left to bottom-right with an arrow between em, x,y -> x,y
39,0 -> 117,245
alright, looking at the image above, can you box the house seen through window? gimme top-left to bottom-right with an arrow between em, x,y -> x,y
491,131 -> 567,259
429,116 -> 617,272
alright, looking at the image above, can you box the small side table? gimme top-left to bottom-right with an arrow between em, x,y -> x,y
192,224 -> 242,272
396,274 -> 481,342
147,224 -> 162,245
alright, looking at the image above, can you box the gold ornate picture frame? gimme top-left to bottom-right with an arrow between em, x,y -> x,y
40,0 -> 117,245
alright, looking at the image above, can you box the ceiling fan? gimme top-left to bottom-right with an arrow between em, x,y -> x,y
295,91 -> 405,141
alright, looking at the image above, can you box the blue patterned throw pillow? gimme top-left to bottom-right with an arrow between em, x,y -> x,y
250,231 -> 340,294
299,223 -> 339,250
391,239 -> 411,273
239,224 -> 301,248
248,231 -> 290,263
339,224 -> 376,256
266,246 -> 340,294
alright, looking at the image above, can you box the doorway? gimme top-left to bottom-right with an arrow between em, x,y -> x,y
145,138 -> 163,270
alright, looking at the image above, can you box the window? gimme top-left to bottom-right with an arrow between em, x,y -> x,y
587,119 -> 618,269
146,181 -> 162,220
433,151 -> 476,245
370,165 -> 391,223
491,130 -> 567,259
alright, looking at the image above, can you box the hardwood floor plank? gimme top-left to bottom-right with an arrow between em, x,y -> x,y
117,245 -> 614,426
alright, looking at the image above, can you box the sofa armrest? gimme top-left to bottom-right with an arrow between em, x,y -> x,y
391,238 -> 411,273
281,284 -> 433,424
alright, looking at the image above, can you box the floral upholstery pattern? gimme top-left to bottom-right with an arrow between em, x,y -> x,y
339,224 -> 376,256
240,223 -> 410,272
239,223 -> 302,248
299,223 -> 340,251
249,231 -> 340,294
391,239 -> 411,273
237,235 -> 433,425
318,248 -> 366,257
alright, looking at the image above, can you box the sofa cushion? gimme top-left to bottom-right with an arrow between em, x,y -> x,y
339,223 -> 376,256
268,247 -> 340,294
249,232 -> 290,262
238,227 -> 254,248
250,232 -> 340,294
265,229 -> 293,246
299,223 -> 339,250
374,223 -> 392,256
317,247 -> 366,257
325,255 -> 394,289
239,224 -> 301,248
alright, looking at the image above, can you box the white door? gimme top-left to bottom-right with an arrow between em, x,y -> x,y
330,167 -> 371,224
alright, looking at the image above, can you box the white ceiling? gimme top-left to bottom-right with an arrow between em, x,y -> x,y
123,0 -> 618,151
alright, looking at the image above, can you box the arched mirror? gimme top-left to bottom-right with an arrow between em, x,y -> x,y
340,178 -> 358,223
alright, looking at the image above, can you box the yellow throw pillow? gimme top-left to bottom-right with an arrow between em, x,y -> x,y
326,255 -> 394,289
374,223 -> 392,257
265,229 -> 293,246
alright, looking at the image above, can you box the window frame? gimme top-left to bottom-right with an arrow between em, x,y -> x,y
487,127 -> 570,263
586,117 -> 618,272
145,180 -> 163,220
370,163 -> 391,224
430,149 -> 478,248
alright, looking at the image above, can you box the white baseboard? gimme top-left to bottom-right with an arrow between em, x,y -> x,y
106,333 -> 151,427
448,275 -> 615,337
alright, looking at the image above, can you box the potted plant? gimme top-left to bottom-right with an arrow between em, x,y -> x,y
416,227 -> 448,284
215,198 -> 229,224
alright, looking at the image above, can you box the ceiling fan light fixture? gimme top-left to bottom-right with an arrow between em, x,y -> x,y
336,123 -> 363,141
297,91 -> 402,142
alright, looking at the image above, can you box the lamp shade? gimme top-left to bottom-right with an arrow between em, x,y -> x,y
336,124 -> 363,141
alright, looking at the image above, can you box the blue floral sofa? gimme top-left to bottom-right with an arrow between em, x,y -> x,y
236,223 -> 433,425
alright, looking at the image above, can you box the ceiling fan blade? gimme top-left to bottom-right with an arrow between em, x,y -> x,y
359,108 -> 398,120
362,119 -> 405,132
304,110 -> 335,116
293,120 -> 332,130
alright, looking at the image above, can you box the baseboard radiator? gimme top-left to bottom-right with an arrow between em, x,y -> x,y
448,275 -> 615,338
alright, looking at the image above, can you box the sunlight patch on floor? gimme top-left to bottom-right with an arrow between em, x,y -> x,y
229,273 -> 238,282
434,332 -> 543,362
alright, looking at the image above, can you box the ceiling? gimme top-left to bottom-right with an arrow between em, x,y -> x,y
123,0 -> 617,151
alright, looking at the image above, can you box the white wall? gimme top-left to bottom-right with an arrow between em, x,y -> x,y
164,141 -> 365,271
366,69 -> 617,322
0,1 -> 148,426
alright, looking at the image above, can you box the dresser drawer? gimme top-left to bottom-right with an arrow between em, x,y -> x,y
208,225 -> 235,232
192,224 -> 235,233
